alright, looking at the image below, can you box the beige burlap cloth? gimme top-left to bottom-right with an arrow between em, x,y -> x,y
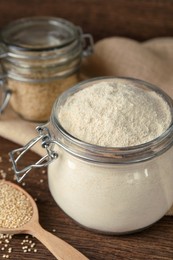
0,36 -> 173,215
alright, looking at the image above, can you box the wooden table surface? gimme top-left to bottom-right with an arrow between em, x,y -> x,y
0,136 -> 173,260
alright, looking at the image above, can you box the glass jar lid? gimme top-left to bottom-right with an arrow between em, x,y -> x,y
0,17 -> 80,51
0,17 -> 94,81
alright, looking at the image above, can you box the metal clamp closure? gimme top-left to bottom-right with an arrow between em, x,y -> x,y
81,33 -> 94,57
9,125 -> 58,182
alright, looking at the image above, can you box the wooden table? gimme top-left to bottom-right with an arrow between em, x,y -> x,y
0,136 -> 173,260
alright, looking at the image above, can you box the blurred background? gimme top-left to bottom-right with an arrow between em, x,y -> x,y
0,0 -> 173,42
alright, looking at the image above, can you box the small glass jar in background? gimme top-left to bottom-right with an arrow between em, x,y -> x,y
0,16 -> 93,122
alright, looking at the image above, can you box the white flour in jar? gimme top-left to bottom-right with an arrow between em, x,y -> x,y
48,80 -> 173,234
48,149 -> 173,233
58,81 -> 171,146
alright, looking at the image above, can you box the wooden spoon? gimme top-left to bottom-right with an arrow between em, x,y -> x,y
0,180 -> 88,260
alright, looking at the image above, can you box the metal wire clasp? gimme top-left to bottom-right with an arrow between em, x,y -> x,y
82,33 -> 94,57
77,26 -> 94,57
9,125 -> 58,182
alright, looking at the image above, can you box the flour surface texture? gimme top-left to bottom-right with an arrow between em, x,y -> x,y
58,81 -> 171,147
50,80 -> 173,234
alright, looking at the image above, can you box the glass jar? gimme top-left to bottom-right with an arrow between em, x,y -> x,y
0,16 -> 93,121
9,77 -> 173,234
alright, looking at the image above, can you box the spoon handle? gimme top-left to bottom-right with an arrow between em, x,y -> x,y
30,222 -> 88,260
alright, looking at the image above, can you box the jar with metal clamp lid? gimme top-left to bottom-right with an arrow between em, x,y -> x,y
0,16 -> 93,121
9,77 -> 173,234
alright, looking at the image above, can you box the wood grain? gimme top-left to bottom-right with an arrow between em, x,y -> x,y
0,0 -> 173,42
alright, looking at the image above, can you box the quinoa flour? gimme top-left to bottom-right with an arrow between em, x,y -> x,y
48,79 -> 173,233
58,81 -> 172,147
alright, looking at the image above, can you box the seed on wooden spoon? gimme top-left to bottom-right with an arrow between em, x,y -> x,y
0,180 -> 88,260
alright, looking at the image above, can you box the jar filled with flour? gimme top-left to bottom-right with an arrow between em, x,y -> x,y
10,77 -> 173,234
0,17 -> 93,121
